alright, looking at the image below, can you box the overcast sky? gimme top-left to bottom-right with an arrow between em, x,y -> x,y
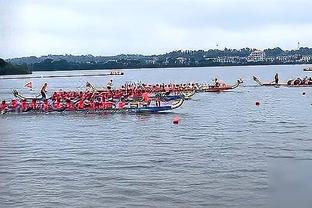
1,0 -> 312,58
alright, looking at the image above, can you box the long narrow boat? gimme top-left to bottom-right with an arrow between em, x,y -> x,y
253,76 -> 312,87
197,79 -> 243,92
303,67 -> 312,72
12,89 -> 186,104
1,98 -> 184,115
86,82 -> 196,100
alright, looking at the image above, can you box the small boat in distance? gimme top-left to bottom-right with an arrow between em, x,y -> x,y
109,70 -> 124,75
303,67 -> 312,71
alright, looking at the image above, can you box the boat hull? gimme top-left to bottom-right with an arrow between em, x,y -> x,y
1,99 -> 184,115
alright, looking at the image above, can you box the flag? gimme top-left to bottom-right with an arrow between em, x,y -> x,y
25,81 -> 33,89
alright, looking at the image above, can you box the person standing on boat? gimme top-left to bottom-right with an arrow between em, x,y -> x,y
274,73 -> 279,84
214,78 -> 220,87
41,83 -> 48,100
107,79 -> 113,90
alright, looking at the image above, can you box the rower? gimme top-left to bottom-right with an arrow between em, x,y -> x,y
274,73 -> 279,84
77,100 -> 85,110
41,83 -> 48,100
66,100 -> 75,111
43,100 -> 50,112
55,100 -> 64,110
31,99 -> 38,110
11,99 -> 19,111
103,100 -> 114,109
0,100 -> 8,111
142,91 -> 151,106
21,99 -> 28,112
118,98 -> 126,109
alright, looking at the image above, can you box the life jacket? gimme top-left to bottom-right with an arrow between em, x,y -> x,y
21,101 -> 28,111
31,101 -> 37,110
11,100 -> 18,109
104,101 -> 113,109
142,92 -> 150,102
77,100 -> 84,109
43,102 -> 49,111
118,102 -> 126,109
55,101 -> 63,109
87,101 -> 95,110
0,102 -> 8,111
66,102 -> 75,110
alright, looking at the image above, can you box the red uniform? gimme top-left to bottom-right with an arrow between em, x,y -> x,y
11,100 -> 19,110
43,101 -> 50,112
0,101 -> 8,111
66,101 -> 75,110
118,101 -> 126,109
31,100 -> 38,110
77,100 -> 84,109
21,100 -> 28,111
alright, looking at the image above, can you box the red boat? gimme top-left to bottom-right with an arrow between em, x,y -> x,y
196,79 -> 243,92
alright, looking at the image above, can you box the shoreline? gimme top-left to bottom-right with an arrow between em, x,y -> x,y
20,62 -> 312,72
1,63 -> 311,80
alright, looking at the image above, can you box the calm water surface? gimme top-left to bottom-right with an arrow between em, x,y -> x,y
1,65 -> 312,207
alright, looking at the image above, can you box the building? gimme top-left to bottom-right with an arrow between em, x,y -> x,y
300,56 -> 312,63
176,57 -> 188,64
247,50 -> 265,62
216,56 -> 241,63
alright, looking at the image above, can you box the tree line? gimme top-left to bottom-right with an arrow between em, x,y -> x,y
0,58 -> 31,75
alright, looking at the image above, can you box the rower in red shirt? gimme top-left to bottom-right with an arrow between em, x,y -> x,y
21,99 -> 29,112
142,91 -> 151,106
43,100 -> 50,112
0,100 -> 8,112
55,100 -> 64,110
31,99 -> 38,110
77,100 -> 84,110
118,97 -> 127,109
66,100 -> 75,111
89,101 -> 96,110
11,99 -> 19,111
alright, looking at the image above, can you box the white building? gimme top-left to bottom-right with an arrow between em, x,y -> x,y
247,50 -> 265,62
300,56 -> 312,63
176,57 -> 188,64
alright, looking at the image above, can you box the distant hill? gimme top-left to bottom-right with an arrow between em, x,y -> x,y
0,58 -> 31,75
5,47 -> 312,71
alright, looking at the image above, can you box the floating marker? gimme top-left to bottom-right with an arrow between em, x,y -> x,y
173,116 -> 181,124
256,101 -> 260,106
303,92 -> 306,95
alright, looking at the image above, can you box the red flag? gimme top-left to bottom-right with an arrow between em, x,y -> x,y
25,81 -> 33,89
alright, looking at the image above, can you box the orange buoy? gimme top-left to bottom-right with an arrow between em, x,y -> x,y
256,101 -> 260,106
173,116 -> 180,124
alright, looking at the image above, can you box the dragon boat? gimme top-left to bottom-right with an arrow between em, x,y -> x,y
85,82 -> 196,100
196,79 -> 243,92
12,89 -> 187,103
253,76 -> 312,87
1,97 -> 184,115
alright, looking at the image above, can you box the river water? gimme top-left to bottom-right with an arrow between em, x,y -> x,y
1,65 -> 312,207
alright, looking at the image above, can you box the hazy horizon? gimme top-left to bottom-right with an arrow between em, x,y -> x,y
1,0 -> 312,59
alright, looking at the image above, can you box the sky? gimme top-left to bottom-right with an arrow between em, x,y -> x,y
1,0 -> 312,58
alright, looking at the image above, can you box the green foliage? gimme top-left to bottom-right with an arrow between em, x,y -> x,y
6,47 -> 312,71
0,58 -> 31,75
